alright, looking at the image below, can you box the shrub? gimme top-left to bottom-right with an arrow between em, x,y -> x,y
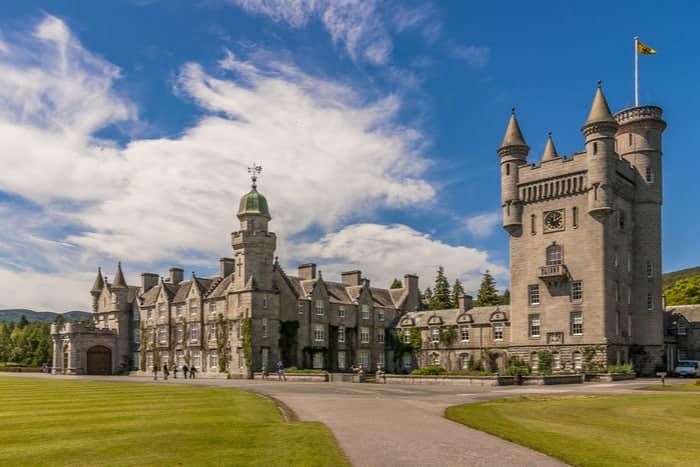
537,350 -> 553,375
606,363 -> 634,375
446,370 -> 496,376
694,379 -> 700,386
504,357 -> 530,376
284,367 -> 326,374
410,365 -> 447,376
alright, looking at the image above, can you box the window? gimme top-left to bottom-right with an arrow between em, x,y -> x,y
593,141 -> 598,154
189,299 -> 197,316
430,353 -> 440,366
571,281 -> 583,301
134,328 -> 141,343
315,300 -> 325,316
338,307 -> 346,318
402,353 -> 412,370
531,214 -> 536,235
614,249 -> 619,269
627,285 -> 632,305
402,330 -> 411,344
646,261 -> 653,278
146,353 -> 153,369
237,349 -> 244,368
629,133 -> 633,146
338,326 -> 346,343
552,352 -> 561,370
176,350 -> 184,365
647,292 -> 653,311
572,207 -> 578,227
147,309 -> 153,321
147,329 -> 154,345
176,325 -> 183,343
209,351 -> 218,369
263,295 -> 268,309
361,304 -> 370,320
190,323 -> 200,342
360,326 -> 370,344
133,310 -> 140,321
528,314 -> 541,338
678,322 -> 688,336
546,244 -> 562,265
528,285 -> 540,305
571,312 -> 583,335
572,351 -> 582,370
358,350 -> 370,368
313,324 -> 325,342
645,166 -> 653,183
209,302 -> 216,316
616,310 -> 620,335
337,351 -> 346,369
459,354 -> 470,370
430,328 -> 440,343
192,351 -> 201,369
460,325 -> 470,342
493,324 -> 504,341
506,163 -> 510,176
236,320 -> 242,339
619,211 -> 626,230
615,282 -> 620,303
627,253 -> 632,273
175,305 -> 183,318
158,327 -> 167,344
628,315 -> 632,338
378,310 -> 385,321
298,301 -> 305,314
377,331 -> 385,344
209,322 -> 217,341
261,318 -> 267,338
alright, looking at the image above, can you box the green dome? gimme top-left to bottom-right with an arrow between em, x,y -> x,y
238,189 -> 271,219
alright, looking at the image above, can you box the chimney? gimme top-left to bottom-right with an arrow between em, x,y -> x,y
458,294 -> 474,312
169,268 -> 184,285
403,274 -> 418,292
298,263 -> 317,280
141,273 -> 159,292
362,278 -> 370,288
341,270 -> 362,286
220,258 -> 235,277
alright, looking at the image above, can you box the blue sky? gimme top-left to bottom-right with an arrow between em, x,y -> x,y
1,1 -> 698,311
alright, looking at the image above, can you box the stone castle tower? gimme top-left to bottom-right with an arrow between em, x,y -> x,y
499,83 -> 666,373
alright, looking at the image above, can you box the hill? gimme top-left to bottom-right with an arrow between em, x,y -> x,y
0,309 -> 91,323
663,266 -> 700,288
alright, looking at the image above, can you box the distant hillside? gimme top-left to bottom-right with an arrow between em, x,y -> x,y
663,266 -> 700,288
0,309 -> 91,323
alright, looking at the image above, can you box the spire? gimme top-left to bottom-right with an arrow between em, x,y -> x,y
584,81 -> 616,127
90,267 -> 104,294
541,133 -> 559,162
112,262 -> 128,289
499,109 -> 529,150
248,163 -> 262,191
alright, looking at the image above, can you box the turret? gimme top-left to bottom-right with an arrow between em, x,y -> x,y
90,267 -> 104,312
540,132 -> 559,163
231,164 -> 276,290
110,262 -> 128,312
582,82 -> 618,219
498,110 -> 530,235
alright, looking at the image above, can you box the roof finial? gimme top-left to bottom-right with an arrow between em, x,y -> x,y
248,163 -> 262,190
597,80 -> 602,88
511,107 -> 515,114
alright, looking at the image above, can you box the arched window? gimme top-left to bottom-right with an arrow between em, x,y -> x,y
459,354 -> 470,370
430,353 -> 440,366
552,352 -> 561,370
546,243 -> 562,265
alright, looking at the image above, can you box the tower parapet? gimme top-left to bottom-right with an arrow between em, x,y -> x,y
498,110 -> 530,235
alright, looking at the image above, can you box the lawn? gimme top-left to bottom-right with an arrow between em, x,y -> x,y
446,394 -> 700,466
641,380 -> 700,392
0,377 -> 349,466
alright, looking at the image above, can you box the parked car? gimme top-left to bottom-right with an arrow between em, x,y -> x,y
674,360 -> 699,377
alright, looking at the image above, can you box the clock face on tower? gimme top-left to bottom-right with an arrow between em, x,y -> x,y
543,210 -> 565,232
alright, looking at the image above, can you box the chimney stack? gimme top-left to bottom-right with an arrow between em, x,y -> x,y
458,294 -> 474,312
141,273 -> 159,292
220,258 -> 235,277
298,263 -> 317,280
341,270 -> 362,286
169,268 -> 184,285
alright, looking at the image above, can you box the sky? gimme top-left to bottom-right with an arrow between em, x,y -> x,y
1,1 -> 699,312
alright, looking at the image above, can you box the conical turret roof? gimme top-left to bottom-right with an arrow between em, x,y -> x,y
541,133 -> 559,162
111,262 -> 128,289
90,267 -> 104,294
584,82 -> 616,126
499,110 -> 529,150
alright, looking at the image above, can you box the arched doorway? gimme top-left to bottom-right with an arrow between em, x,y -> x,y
86,346 -> 112,375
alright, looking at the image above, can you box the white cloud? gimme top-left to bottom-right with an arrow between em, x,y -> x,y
291,223 -> 506,293
451,45 -> 491,68
465,211 -> 501,237
226,0 -> 441,65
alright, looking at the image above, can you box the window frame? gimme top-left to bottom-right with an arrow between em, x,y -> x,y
571,311 -> 583,335
528,314 -> 541,338
459,325 -> 470,342
528,284 -> 540,306
360,326 -> 370,344
493,324 -> 504,341
571,281 -> 583,302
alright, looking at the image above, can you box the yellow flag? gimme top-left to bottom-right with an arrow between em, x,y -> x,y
637,40 -> 656,55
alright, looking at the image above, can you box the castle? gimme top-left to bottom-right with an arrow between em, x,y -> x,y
51,84 -> 667,376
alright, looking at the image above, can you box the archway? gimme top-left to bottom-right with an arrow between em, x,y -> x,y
86,346 -> 112,375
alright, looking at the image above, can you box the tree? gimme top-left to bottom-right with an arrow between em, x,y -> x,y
475,270 -> 500,306
423,287 -> 433,308
499,289 -> 511,305
431,266 -> 452,310
452,279 -> 465,307
664,275 -> 700,305
17,315 -> 29,329
0,323 -> 11,364
390,278 -> 403,289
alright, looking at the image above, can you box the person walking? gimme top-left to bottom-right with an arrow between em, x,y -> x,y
182,364 -> 189,379
277,360 -> 287,381
173,365 -> 178,379
163,363 -> 169,381
189,365 -> 197,379
152,364 -> 159,381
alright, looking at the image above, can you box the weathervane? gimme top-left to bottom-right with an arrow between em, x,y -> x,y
248,163 -> 262,190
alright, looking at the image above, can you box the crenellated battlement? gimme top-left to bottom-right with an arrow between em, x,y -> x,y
614,105 -> 663,125
519,172 -> 587,203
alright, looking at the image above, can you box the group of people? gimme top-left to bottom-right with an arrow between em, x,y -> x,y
152,363 -> 197,381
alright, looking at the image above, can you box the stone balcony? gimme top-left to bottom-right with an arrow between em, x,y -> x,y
538,264 -> 569,281
614,105 -> 663,124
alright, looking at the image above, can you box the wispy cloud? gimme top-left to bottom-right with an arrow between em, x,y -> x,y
465,211 -> 501,237
451,45 -> 491,68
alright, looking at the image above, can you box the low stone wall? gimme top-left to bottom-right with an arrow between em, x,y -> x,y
521,374 -> 585,385
253,372 -> 329,382
129,370 -> 229,379
383,375 -> 514,386
585,373 -> 636,382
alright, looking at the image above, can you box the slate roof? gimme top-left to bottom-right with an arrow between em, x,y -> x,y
208,274 -> 233,299
284,275 -> 400,308
667,304 -> 700,327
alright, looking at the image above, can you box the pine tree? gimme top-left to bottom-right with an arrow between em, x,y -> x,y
500,288 -> 511,305
452,279 -> 465,307
390,278 -> 403,289
431,266 -> 452,310
475,270 -> 500,306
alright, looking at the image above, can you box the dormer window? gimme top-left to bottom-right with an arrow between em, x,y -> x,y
361,304 -> 370,320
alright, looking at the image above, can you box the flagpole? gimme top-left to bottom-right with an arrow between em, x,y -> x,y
634,36 -> 639,106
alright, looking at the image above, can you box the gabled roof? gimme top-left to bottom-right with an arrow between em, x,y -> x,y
399,305 -> 510,327
370,288 -> 394,308
141,285 -> 161,307
173,280 -> 192,303
285,275 -> 398,308
390,288 -> 407,307
208,274 -> 233,299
